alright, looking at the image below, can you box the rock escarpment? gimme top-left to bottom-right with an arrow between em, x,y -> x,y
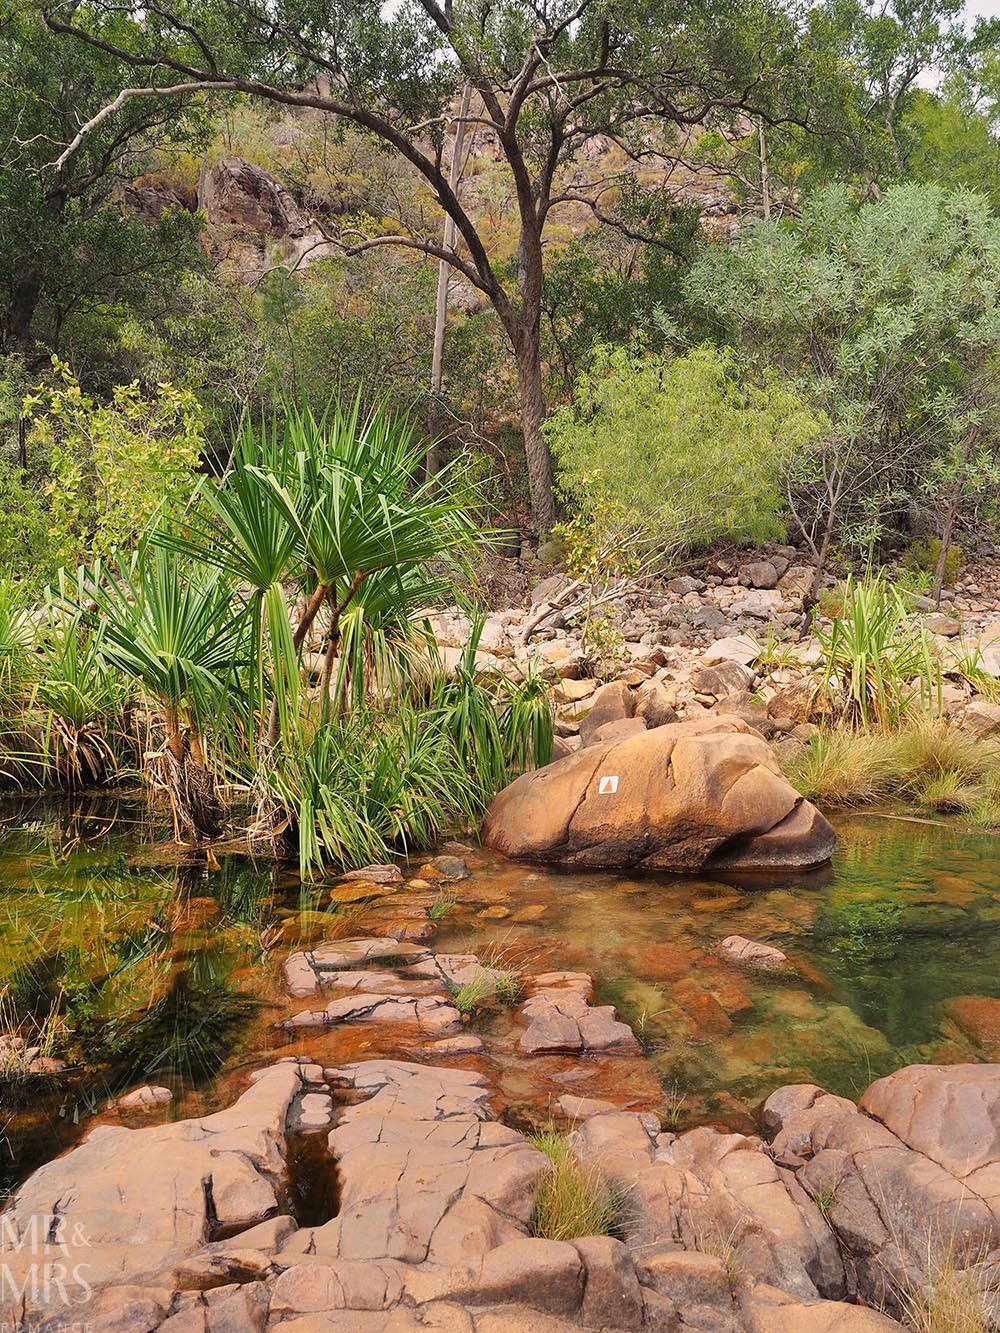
483,715 -> 835,872
765,1063 -> 1000,1320
0,1052 -> 897,1331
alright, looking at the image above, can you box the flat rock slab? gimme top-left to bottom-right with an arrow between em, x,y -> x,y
284,938 -> 433,997
0,1060 -> 309,1303
285,992 -> 463,1035
339,864 -> 404,884
518,974 -> 639,1055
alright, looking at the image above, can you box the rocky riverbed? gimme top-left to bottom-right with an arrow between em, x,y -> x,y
4,898 -> 998,1331
418,547 -> 1000,753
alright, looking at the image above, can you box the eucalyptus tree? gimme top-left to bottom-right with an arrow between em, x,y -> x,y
685,183 -> 1000,607
44,0 -> 835,532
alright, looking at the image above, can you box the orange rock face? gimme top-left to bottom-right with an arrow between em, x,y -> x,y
482,715 -> 835,873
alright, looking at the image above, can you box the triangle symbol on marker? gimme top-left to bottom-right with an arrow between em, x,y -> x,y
599,776 -> 616,794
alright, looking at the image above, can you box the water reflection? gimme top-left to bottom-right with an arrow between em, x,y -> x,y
3,798 -> 1000,1189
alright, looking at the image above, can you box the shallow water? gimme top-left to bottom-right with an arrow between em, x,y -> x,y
2,795 -> 999,1188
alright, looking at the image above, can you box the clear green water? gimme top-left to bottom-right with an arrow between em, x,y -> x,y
2,797 -> 999,1190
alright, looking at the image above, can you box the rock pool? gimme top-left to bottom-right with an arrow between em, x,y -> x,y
2,795 -> 999,1191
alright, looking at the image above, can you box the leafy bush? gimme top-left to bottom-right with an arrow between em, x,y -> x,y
903,537 -> 963,586
546,343 -> 822,565
23,359 -> 205,568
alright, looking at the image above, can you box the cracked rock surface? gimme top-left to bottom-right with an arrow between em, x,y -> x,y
765,1063 -> 1000,1319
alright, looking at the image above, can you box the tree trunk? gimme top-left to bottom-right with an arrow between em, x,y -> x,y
427,82 -> 472,477
265,581 -> 329,747
932,502 -> 958,608
933,423 -> 979,607
800,516 -> 837,636
161,707 -> 224,842
759,118 -> 771,223
514,325 -> 556,534
6,265 -> 43,348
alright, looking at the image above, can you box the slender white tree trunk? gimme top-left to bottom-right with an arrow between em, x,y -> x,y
427,82 -> 472,475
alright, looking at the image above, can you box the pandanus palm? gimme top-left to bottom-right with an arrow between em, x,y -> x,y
158,399 -> 481,745
78,550 -> 243,838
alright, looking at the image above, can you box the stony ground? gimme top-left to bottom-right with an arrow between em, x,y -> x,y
424,545 -> 1000,757
7,544 -> 1000,1330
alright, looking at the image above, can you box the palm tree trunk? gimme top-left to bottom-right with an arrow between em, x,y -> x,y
265,581 -> 330,747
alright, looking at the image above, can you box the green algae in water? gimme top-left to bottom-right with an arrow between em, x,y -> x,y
4,798 -> 1000,1183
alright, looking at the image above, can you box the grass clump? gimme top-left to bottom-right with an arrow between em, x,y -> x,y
427,890 -> 456,921
494,971 -> 522,1005
450,969 -> 495,1015
693,1224 -> 742,1283
786,720 -> 1000,811
786,729 -> 898,806
529,1128 -> 623,1242
893,1238 -> 998,1333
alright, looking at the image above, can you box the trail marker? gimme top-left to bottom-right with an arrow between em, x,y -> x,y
598,775 -> 619,795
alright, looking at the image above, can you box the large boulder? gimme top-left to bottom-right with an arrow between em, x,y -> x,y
482,715 -> 834,872
764,1063 -> 1000,1318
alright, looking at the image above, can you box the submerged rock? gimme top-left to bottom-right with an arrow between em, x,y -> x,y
116,1084 -> 173,1109
517,971 -> 640,1055
482,715 -> 835,872
720,935 -> 789,967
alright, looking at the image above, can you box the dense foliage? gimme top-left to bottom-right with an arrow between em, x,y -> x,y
0,0 -> 998,857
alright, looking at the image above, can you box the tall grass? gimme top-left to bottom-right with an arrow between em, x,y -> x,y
787,720 -> 1000,812
430,627 -> 553,792
254,706 -> 483,877
529,1128 -> 623,1242
818,574 -> 941,729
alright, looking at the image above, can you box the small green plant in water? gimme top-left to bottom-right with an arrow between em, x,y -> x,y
664,1081 -> 688,1129
450,970 -> 495,1015
428,891 -> 455,921
494,971 -> 522,1006
529,1127 -> 622,1242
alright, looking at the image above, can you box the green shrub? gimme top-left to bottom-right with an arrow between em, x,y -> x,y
256,708 -> 482,878
904,537 -> 963,586
546,343 -> 823,566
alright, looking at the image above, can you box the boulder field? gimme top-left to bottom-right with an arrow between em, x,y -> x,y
482,715 -> 835,872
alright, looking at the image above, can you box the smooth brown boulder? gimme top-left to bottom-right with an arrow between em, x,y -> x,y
578,680 -> 634,744
482,715 -> 835,872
